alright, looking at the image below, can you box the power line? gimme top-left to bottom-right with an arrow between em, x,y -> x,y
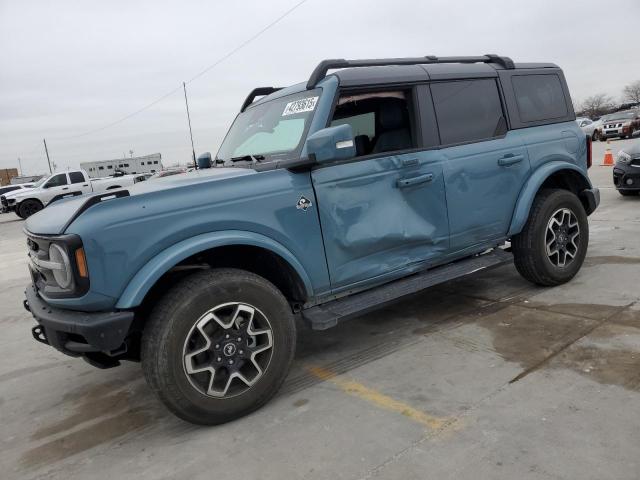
58,0 -> 311,140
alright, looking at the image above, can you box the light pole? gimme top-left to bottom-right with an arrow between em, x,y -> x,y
43,138 -> 52,173
17,157 -> 23,176
183,82 -> 197,170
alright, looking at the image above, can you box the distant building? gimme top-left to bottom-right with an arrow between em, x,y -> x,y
0,168 -> 19,186
81,153 -> 163,178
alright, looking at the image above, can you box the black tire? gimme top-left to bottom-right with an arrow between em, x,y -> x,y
18,199 -> 43,218
141,268 -> 296,425
512,189 -> 589,286
618,190 -> 638,197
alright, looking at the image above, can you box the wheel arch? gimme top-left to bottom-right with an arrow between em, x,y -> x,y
508,162 -> 593,237
115,230 -> 314,311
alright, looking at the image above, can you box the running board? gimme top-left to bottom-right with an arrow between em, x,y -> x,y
302,249 -> 512,330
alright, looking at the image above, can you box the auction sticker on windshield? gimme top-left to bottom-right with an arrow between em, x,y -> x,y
282,96 -> 319,116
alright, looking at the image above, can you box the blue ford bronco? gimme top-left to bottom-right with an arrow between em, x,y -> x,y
23,55 -> 599,424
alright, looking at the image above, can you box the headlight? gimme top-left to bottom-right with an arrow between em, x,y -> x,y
49,243 -> 73,289
617,151 -> 632,165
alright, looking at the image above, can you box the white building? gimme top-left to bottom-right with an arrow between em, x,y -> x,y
81,153 -> 163,178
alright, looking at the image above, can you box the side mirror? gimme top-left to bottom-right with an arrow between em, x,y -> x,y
305,124 -> 356,164
197,152 -> 212,169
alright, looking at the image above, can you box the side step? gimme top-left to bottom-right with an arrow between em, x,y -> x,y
302,249 -> 512,330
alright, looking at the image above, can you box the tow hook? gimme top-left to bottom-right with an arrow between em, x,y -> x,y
31,325 -> 49,345
23,298 -> 31,312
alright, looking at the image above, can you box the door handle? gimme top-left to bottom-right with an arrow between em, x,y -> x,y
83,184 -> 88,187
498,154 -> 524,167
62,187 -> 69,190
396,173 -> 434,188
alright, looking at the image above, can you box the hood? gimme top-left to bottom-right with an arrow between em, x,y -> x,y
3,188 -> 37,201
621,139 -> 640,157
25,166 -> 254,235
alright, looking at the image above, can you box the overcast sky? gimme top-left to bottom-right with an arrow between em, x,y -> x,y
1,0 -> 639,175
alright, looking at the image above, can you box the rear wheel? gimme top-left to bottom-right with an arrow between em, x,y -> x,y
512,189 -> 588,286
141,268 -> 296,425
18,199 -> 43,218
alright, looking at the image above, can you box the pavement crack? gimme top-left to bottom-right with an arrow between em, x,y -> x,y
508,302 -> 635,384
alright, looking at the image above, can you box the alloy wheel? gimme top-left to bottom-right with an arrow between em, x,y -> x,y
545,207 -> 580,268
182,302 -> 274,398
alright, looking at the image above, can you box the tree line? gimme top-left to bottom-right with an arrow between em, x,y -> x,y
574,80 -> 640,119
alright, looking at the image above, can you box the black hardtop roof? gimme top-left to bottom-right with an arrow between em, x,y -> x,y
309,56 -> 559,89
240,56 -> 560,111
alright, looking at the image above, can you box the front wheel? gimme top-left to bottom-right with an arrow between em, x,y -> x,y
141,269 -> 296,425
18,199 -> 43,218
512,189 -> 589,286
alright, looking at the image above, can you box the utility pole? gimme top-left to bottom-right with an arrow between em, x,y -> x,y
17,157 -> 22,176
183,82 -> 197,169
43,138 -> 53,173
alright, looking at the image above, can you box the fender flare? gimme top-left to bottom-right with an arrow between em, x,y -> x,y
115,230 -> 314,309
507,162 -> 592,237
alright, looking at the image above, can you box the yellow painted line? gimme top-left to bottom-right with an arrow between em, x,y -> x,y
306,365 -> 449,430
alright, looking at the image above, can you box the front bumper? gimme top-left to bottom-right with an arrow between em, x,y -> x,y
24,283 -> 134,357
1,196 -> 15,213
613,163 -> 640,191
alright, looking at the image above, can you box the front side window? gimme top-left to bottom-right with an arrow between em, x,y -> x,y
44,173 -> 67,188
217,90 -> 321,163
512,74 -> 567,123
431,79 -> 507,145
329,90 -> 415,156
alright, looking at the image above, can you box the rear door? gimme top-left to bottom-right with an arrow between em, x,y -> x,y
311,88 -> 449,291
68,171 -> 92,195
429,78 -> 530,251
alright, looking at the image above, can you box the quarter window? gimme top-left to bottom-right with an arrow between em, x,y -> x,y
511,74 -> 567,122
431,79 -> 507,145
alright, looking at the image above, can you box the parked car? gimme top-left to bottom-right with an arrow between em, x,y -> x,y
613,140 -> 640,196
576,117 -> 603,141
0,183 -> 35,213
0,183 -> 34,210
1,169 -> 138,218
22,55 -> 598,425
600,110 -> 640,140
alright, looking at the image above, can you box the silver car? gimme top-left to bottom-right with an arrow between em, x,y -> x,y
576,117 -> 603,141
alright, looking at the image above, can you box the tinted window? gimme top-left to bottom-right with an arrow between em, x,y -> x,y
44,174 -> 67,188
431,79 -> 506,145
512,74 -> 567,122
69,172 -> 85,184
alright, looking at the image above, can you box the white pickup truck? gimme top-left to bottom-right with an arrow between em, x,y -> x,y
1,169 -> 141,218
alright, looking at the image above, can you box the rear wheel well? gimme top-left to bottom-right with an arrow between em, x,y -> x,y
539,169 -> 592,214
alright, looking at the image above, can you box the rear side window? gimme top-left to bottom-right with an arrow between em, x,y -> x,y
511,74 -> 567,122
69,172 -> 85,184
431,79 -> 507,145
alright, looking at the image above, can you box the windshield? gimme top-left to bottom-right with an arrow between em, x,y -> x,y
31,176 -> 48,188
602,112 -> 636,122
216,90 -> 321,163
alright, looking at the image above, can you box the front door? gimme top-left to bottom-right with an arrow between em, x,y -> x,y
428,78 -> 531,250
311,89 -> 449,291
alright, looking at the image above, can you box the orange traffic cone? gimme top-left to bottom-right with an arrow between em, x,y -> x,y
602,148 -> 614,166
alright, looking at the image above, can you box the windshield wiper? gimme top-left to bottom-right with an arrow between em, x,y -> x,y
230,154 -> 265,163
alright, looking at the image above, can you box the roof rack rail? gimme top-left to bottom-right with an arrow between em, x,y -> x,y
306,54 -> 515,89
241,87 -> 283,111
